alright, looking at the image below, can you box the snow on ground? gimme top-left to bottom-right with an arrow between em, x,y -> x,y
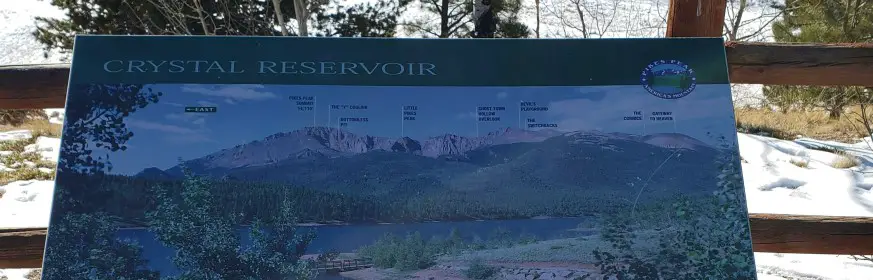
0,180 -> 54,229
0,130 -> 32,172
738,133 -> 873,279
45,109 -> 65,125
0,130 -> 31,142
24,136 -> 61,164
756,253 -> 873,280
0,131 -> 58,230
0,0 -> 66,65
0,268 -> 37,280
740,133 -> 873,217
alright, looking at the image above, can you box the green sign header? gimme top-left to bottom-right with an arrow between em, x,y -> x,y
69,35 -> 730,86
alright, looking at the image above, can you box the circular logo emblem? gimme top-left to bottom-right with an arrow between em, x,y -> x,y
640,60 -> 696,99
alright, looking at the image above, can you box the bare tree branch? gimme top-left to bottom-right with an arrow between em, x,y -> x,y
192,0 -> 211,35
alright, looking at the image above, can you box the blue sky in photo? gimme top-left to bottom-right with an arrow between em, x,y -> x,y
100,84 -> 738,174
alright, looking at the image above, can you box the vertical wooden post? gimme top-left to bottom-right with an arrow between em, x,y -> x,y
666,0 -> 728,37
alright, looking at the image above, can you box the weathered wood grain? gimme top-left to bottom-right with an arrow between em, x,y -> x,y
748,213 -> 873,255
0,228 -> 46,269
666,0 -> 727,37
725,42 -> 873,87
0,64 -> 69,109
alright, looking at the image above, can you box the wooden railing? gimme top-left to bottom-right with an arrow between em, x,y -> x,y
312,258 -> 374,272
2,0 -> 873,270
0,228 -> 45,268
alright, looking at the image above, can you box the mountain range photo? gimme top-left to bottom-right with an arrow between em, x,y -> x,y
133,126 -> 724,216
80,83 -> 743,227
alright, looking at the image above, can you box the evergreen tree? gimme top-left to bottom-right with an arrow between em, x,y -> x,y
763,0 -> 873,118
243,200 -> 317,279
591,136 -> 756,279
312,0 -> 412,37
147,169 -> 247,279
53,84 -> 161,215
34,0 -> 411,57
146,168 -> 316,279
41,212 -> 159,280
34,0 -> 288,55
772,0 -> 873,42
404,0 -> 530,38
40,83 -> 161,278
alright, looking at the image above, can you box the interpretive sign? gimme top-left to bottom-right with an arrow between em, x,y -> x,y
42,36 -> 757,280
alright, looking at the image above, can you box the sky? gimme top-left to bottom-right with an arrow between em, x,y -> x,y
96,83 -> 739,175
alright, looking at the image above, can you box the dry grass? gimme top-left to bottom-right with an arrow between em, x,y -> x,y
0,109 -> 46,127
830,152 -> 861,169
0,119 -> 63,138
789,158 -> 809,168
0,119 -> 60,185
735,108 -> 866,169
0,137 -> 57,185
735,108 -> 864,142
24,269 -> 41,280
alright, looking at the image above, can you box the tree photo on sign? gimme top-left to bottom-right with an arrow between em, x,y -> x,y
591,135 -> 756,279
41,84 -> 163,279
41,84 -> 322,279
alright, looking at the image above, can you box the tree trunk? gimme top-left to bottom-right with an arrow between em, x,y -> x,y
728,0 -> 748,41
574,0 -> 588,38
535,0 -> 540,38
293,0 -> 308,36
439,0 -> 450,37
272,0 -> 290,36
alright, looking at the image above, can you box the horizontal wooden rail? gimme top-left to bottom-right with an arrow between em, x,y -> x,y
2,213 -> 873,269
748,214 -> 873,255
0,63 -> 69,109
725,42 -> 873,87
0,227 -> 46,268
1,42 -> 872,109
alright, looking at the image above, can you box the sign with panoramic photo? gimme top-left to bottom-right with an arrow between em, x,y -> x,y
42,36 -> 757,280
